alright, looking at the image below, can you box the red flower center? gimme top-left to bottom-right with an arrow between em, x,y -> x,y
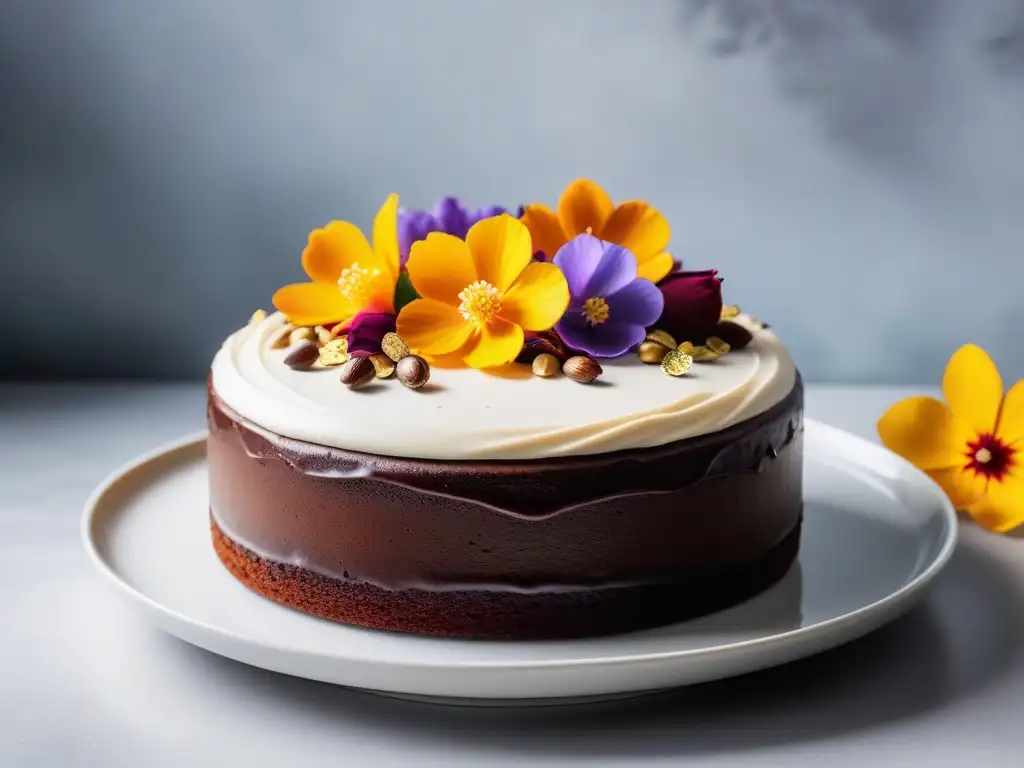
965,433 -> 1016,481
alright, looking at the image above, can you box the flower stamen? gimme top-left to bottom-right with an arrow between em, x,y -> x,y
458,280 -> 502,326
337,262 -> 383,304
581,296 -> 610,326
965,434 -> 1016,481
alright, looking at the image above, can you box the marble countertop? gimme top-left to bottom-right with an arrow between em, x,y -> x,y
2,383 -> 1022,767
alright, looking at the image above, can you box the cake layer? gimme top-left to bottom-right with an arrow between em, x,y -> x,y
210,312 -> 797,460
211,516 -> 802,639
207,380 -> 803,593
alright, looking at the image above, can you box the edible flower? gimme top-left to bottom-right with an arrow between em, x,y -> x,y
553,234 -> 663,358
273,194 -> 400,328
346,312 -> 397,358
399,197 -> 506,265
878,345 -> 1024,533
519,179 -> 675,283
396,215 -> 569,369
654,269 -> 723,342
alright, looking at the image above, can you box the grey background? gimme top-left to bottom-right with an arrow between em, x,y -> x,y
3,0 -> 1024,383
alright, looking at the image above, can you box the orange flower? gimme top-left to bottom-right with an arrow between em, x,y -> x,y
272,194 -> 400,327
520,179 -> 675,284
878,345 -> 1024,533
396,215 -> 569,369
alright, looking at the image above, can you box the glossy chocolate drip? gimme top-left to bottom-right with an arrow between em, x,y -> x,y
207,379 -> 803,593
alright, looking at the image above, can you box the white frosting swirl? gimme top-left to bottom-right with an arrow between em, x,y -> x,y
210,313 -> 797,460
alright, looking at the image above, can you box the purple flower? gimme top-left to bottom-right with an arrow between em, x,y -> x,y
346,312 -> 396,357
553,234 -> 664,358
398,197 -> 506,265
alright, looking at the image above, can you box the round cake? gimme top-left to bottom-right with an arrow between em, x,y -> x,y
207,181 -> 803,639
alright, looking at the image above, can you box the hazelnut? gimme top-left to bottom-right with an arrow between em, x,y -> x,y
562,355 -> 602,384
713,320 -> 753,350
339,357 -> 376,389
283,341 -> 320,370
396,354 -> 431,389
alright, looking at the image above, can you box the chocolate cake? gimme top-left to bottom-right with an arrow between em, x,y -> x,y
208,181 -> 804,638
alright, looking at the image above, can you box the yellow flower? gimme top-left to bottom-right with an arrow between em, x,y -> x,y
272,194 -> 400,327
396,215 -> 569,369
519,179 -> 675,284
878,344 -> 1024,533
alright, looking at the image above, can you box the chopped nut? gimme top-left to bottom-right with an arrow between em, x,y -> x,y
661,350 -> 694,377
690,345 -> 718,362
289,327 -> 316,346
532,353 -> 560,377
283,341 -> 319,370
369,353 -> 396,379
269,325 -> 295,349
339,357 -> 376,389
644,329 -> 677,350
721,305 -> 741,320
396,355 -> 431,389
677,341 -> 695,355
315,325 -> 334,346
249,309 -> 268,326
318,338 -> 350,367
705,336 -> 731,357
381,332 -> 411,363
562,355 -> 602,384
638,340 -> 670,364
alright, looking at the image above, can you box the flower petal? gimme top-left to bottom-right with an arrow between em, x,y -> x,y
434,196 -> 471,239
461,316 -> 525,369
605,279 -> 665,327
398,210 -> 438,265
466,214 -> 532,292
599,201 -> 670,261
997,379 -> 1024,445
500,261 -> 570,332
406,232 -> 477,305
272,282 -> 355,327
302,222 -> 373,283
556,314 -> 646,358
552,234 -> 603,299
346,312 -> 397,357
395,298 -> 475,356
372,193 -> 401,282
654,270 -> 723,341
943,344 -> 1003,438
927,466 -> 987,511
557,179 -> 613,237
877,396 -> 961,470
966,467 -> 1024,533
520,204 -> 568,260
585,243 -> 638,298
470,205 -> 507,223
636,252 -> 676,284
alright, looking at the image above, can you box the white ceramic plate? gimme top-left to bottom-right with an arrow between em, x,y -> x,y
82,421 -> 956,704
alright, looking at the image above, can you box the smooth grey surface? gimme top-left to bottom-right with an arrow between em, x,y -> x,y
2,383 -> 1023,766
4,0 -> 1024,383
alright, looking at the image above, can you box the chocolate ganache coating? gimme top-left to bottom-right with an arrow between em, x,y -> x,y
208,378 -> 803,637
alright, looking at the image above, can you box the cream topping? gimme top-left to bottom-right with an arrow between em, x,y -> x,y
210,313 -> 797,460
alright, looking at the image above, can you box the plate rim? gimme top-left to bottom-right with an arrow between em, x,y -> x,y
81,420 -> 958,673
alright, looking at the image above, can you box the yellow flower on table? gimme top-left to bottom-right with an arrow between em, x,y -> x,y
519,178 -> 675,284
396,215 -> 569,369
878,344 -> 1024,533
272,194 -> 400,328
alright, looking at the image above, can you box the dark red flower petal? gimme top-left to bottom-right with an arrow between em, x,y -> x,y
347,312 -> 397,357
653,270 -> 723,342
